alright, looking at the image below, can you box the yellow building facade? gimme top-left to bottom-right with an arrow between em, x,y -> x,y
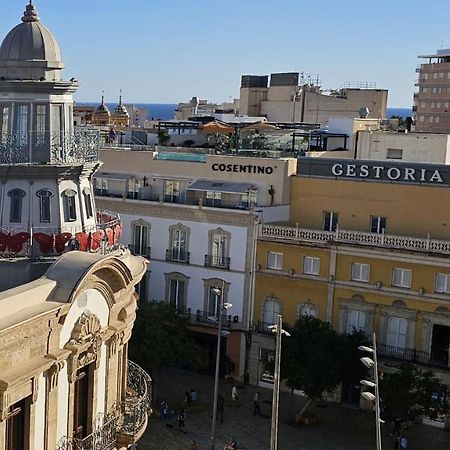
251,158 -> 450,408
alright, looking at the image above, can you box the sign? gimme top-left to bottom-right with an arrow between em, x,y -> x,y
212,163 -> 274,175
297,158 -> 450,186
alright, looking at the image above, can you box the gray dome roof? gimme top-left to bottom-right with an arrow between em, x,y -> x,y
0,2 -> 65,81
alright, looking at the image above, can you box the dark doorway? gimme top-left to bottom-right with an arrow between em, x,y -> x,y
73,364 -> 92,438
6,398 -> 28,450
430,324 -> 450,367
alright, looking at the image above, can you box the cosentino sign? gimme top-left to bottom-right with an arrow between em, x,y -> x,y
297,158 -> 450,185
212,163 -> 274,174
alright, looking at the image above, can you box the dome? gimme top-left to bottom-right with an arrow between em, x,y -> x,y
93,95 -> 111,125
111,94 -> 130,126
0,2 -> 65,81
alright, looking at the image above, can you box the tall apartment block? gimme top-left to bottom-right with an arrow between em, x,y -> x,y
414,49 -> 450,133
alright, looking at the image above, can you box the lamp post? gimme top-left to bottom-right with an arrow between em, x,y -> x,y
359,332 -> 382,450
268,315 -> 290,450
210,286 -> 231,450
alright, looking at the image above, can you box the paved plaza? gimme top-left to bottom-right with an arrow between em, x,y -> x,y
138,368 -> 450,450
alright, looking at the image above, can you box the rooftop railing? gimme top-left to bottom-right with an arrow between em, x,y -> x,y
0,128 -> 99,164
259,224 -> 450,255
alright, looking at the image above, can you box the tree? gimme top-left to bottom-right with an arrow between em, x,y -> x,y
280,317 -> 346,416
380,364 -> 448,422
389,114 -> 405,128
129,301 -> 208,400
157,130 -> 170,146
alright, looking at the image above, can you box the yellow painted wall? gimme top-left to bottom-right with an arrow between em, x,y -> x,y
290,176 -> 450,239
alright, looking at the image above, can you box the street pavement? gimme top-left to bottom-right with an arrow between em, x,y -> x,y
138,367 -> 450,450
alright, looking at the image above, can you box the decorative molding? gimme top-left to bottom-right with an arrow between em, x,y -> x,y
32,376 -> 39,404
48,361 -> 65,392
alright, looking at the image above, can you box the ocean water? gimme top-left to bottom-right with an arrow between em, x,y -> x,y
78,103 -> 411,121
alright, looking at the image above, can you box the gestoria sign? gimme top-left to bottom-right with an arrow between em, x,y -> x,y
331,163 -> 443,183
297,159 -> 450,185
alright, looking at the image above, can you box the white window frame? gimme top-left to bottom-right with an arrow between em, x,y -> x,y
351,263 -> 370,283
267,251 -> 283,270
263,298 -> 281,326
345,309 -> 367,335
323,211 -> 338,231
392,268 -> 412,288
435,273 -> 450,294
303,256 -> 320,275
387,316 -> 408,349
370,215 -> 386,233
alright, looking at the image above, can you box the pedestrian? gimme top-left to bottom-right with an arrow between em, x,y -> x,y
160,400 -> 169,421
190,388 -> 197,402
392,417 -> 402,436
231,385 -> 239,403
190,440 -> 198,450
178,408 -> 186,433
399,435 -> 408,449
253,391 -> 261,416
217,393 -> 225,423
185,390 -> 193,405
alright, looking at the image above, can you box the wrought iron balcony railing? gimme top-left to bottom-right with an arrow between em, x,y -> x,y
204,254 -> 231,269
165,248 -> 190,263
56,360 -> 152,450
0,128 -> 99,164
128,244 -> 151,258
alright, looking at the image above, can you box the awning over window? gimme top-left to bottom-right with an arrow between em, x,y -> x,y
187,179 -> 255,194
96,171 -> 133,181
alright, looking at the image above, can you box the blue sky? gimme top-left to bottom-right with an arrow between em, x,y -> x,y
1,0 -> 450,106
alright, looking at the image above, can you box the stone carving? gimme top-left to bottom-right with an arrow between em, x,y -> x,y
48,361 -> 65,392
32,376 -> 39,404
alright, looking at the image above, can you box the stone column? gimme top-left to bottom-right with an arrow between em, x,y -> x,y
105,333 -> 120,413
45,362 -> 65,450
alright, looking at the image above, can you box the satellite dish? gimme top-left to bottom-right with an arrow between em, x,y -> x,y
359,107 -> 370,118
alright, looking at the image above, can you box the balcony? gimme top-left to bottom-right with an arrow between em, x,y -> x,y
205,254 -> 231,270
251,320 -> 278,335
56,360 -> 152,450
0,129 -> 99,165
194,309 -> 233,328
128,244 -> 151,258
378,344 -> 450,370
166,248 -> 190,264
259,224 -> 450,256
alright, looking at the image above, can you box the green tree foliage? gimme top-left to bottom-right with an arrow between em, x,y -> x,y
380,364 -> 448,422
340,330 -> 369,388
157,130 -> 170,145
129,302 -> 208,397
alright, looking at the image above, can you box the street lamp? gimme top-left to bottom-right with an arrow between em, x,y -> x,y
359,332 -> 382,450
210,286 -> 232,450
268,315 -> 290,450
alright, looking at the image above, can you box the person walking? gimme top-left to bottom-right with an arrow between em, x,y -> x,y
231,385 -> 239,404
190,388 -> 197,402
217,393 -> 225,423
178,408 -> 187,433
190,440 -> 198,450
253,391 -> 261,416
399,435 -> 408,449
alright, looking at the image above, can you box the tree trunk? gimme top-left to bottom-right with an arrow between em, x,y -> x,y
298,398 -> 312,418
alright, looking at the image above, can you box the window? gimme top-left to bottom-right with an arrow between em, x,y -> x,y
392,268 -> 412,288
164,180 -> 181,203
36,189 -> 53,222
168,224 -> 190,262
299,303 -> 318,318
351,263 -> 370,282
208,229 -> 230,268
63,189 -> 77,222
370,216 -> 386,233
263,299 -> 280,326
386,148 -> 403,160
429,116 -> 434,123
303,256 -> 320,275
6,398 -> 29,450
346,310 -> 366,334
203,279 -> 229,319
83,188 -> 93,218
437,102 -> 441,109
435,273 -> 450,294
439,72 -> 444,79
35,104 -> 47,146
166,272 -> 189,309
8,189 -> 26,223
241,189 -> 258,206
267,251 -> 283,270
431,102 -> 435,109
419,116 -> 425,122
207,286 -> 221,318
205,191 -> 222,207
132,221 -> 150,256
0,104 -> 10,135
433,72 -> 438,79
387,317 -> 408,349
422,87 -> 428,93
323,211 -> 338,231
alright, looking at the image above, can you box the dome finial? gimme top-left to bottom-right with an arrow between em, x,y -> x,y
101,90 -> 105,105
22,1 -> 40,23
119,89 -> 123,106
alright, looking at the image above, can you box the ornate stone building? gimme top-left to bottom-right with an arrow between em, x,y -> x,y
0,3 -> 151,449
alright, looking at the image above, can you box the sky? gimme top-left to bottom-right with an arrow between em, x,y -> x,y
1,0 -> 450,106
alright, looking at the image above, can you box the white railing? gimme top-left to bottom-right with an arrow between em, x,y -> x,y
259,224 -> 450,255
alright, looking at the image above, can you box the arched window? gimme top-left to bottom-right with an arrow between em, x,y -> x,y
62,189 -> 77,222
387,317 -> 408,349
36,189 -> 54,222
83,188 -> 93,219
8,189 -> 26,223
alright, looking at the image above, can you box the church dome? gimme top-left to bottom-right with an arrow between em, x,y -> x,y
93,95 -> 111,125
0,2 -> 65,81
111,94 -> 130,126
